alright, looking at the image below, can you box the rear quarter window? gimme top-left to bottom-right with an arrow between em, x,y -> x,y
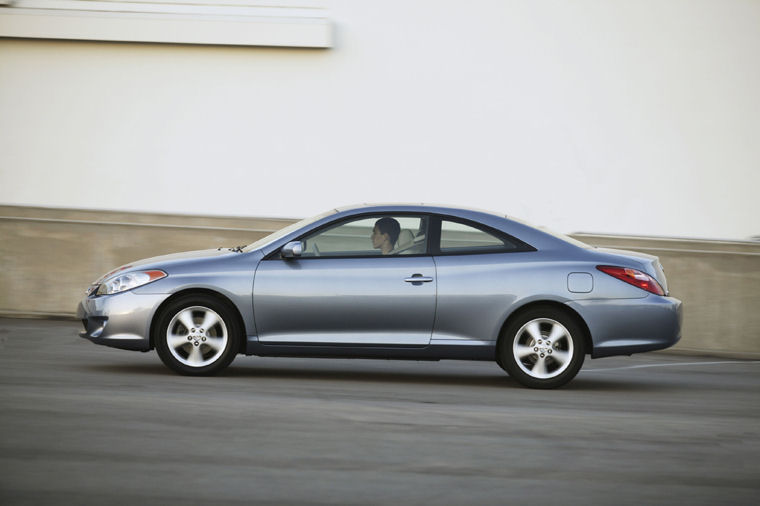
439,219 -> 523,253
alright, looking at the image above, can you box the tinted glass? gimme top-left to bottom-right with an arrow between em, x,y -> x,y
301,215 -> 428,257
439,219 -> 516,253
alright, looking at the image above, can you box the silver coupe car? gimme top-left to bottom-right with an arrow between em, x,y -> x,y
78,204 -> 682,388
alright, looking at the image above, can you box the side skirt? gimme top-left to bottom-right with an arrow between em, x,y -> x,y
245,339 -> 496,361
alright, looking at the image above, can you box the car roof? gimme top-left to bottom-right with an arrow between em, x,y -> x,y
254,203 -> 586,256
335,202 -> 506,218
334,203 -> 507,219
328,203 -> 579,251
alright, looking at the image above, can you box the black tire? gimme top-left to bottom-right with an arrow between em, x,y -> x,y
154,294 -> 241,375
498,306 -> 586,389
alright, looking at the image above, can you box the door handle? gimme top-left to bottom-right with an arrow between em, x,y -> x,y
404,274 -> 434,283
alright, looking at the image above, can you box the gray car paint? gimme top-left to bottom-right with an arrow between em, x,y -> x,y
77,204 -> 682,361
253,256 -> 437,345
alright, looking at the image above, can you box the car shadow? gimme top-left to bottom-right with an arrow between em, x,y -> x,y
82,361 -> 678,392
224,364 -> 515,388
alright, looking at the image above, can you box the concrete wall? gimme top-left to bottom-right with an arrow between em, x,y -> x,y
572,233 -> 760,358
2,205 -> 758,357
0,205 -> 293,316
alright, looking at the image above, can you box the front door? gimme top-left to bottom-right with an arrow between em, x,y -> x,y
253,214 -> 435,345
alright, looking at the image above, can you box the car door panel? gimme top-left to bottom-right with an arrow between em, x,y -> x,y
253,256 -> 436,345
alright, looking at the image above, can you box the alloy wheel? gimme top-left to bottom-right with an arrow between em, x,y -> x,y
512,317 -> 574,379
166,306 -> 229,368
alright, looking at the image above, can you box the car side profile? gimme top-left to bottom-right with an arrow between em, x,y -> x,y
78,204 -> 682,388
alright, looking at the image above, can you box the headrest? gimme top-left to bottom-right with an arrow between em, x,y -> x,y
397,229 -> 414,249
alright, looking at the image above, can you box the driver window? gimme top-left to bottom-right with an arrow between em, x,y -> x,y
300,215 -> 428,257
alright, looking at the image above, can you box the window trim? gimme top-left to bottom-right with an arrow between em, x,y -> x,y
430,215 -> 536,256
263,212 -> 433,261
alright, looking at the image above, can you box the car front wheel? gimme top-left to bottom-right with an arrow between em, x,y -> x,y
499,307 -> 586,389
155,295 -> 241,375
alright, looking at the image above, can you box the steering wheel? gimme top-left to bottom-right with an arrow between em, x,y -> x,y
313,243 -> 321,257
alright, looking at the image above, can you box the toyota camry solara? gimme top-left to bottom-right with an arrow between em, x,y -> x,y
78,204 -> 682,388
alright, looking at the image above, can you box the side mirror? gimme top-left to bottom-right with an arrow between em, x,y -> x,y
281,241 -> 303,259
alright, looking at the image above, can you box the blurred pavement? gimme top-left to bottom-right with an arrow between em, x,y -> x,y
1,318 -> 759,504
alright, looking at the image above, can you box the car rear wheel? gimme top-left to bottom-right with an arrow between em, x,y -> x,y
499,307 -> 585,389
155,295 -> 241,375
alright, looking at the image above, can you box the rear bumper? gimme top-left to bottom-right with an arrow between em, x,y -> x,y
567,295 -> 682,358
77,291 -> 168,351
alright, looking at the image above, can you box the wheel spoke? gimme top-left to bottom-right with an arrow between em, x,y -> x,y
204,336 -> 225,353
548,323 -> 568,343
525,321 -> 542,342
167,333 -> 189,350
186,345 -> 204,365
201,311 -> 220,332
550,350 -> 570,366
515,344 -> 536,359
532,356 -> 547,376
177,310 -> 195,332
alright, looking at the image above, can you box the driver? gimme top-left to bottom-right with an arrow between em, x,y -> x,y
371,217 -> 401,255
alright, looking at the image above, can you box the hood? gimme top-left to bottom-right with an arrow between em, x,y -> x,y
94,248 -> 238,283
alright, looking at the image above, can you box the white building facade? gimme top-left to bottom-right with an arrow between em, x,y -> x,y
1,0 -> 758,239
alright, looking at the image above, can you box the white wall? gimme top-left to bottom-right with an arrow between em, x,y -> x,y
1,0 -> 758,239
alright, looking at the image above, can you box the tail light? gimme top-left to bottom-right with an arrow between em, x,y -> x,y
596,265 -> 665,296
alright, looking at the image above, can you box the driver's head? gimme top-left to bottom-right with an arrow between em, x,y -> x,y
372,217 -> 401,254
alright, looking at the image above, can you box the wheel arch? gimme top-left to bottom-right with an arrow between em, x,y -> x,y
149,288 -> 247,353
495,300 -> 593,359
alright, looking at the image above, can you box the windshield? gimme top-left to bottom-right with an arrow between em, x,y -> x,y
242,209 -> 337,252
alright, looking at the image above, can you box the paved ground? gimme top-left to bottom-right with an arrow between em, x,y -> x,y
0,318 -> 758,505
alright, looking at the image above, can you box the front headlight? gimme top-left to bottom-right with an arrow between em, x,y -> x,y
96,270 -> 167,296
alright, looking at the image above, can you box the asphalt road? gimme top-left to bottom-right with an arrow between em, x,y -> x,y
0,318 -> 758,505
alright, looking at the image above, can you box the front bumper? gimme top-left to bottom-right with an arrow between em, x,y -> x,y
568,295 -> 683,358
77,291 -> 169,351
